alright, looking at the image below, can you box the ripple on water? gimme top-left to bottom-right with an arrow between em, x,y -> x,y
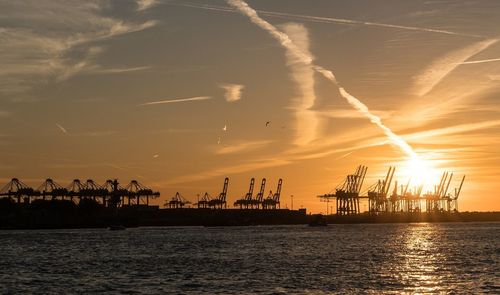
0,223 -> 498,293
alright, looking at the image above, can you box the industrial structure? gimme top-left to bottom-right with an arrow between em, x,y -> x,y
262,179 -> 282,209
193,177 -> 229,209
166,192 -> 191,208
234,178 -> 257,209
233,178 -> 282,209
319,166 -> 465,215
318,166 -> 368,215
0,178 -> 160,207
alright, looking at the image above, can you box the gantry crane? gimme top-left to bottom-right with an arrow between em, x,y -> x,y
37,178 -> 68,201
234,178 -> 255,209
195,192 -> 211,208
166,192 -> 191,208
0,178 -> 36,203
250,178 -> 266,209
367,166 -> 394,213
262,179 -> 282,209
318,165 -> 368,215
207,177 -> 229,209
125,180 -> 160,206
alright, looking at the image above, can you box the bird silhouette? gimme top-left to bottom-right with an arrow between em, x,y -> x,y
265,121 -> 271,126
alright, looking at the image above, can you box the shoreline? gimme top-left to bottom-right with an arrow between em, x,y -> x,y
1,200 -> 499,229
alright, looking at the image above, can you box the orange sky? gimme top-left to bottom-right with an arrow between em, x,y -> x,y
0,0 -> 499,212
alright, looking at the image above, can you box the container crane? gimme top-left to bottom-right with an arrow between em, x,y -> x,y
166,192 -> 191,208
208,177 -> 229,209
318,165 -> 368,215
234,178 -> 255,209
262,179 -> 282,209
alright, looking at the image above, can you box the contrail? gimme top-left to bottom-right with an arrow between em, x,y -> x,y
259,10 -> 479,37
459,57 -> 500,65
335,151 -> 353,160
55,123 -> 67,134
413,38 -> 498,96
138,96 -> 212,106
227,0 -> 419,159
178,2 -> 477,37
97,66 -> 151,74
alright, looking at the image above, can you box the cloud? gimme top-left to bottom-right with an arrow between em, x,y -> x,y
280,23 -> 320,146
226,0 -> 418,160
0,1 -> 158,94
138,96 -> 212,106
136,0 -> 158,11
318,108 -> 392,120
94,66 -> 152,74
215,140 -> 273,155
403,120 -> 500,142
412,38 -> 499,96
78,130 -> 116,137
219,83 -> 244,102
162,158 -> 291,186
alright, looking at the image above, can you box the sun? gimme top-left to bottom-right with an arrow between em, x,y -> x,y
399,156 -> 439,188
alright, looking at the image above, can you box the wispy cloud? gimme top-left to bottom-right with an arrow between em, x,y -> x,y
403,120 -> 500,142
95,66 -> 152,74
78,130 -> 116,137
136,0 -> 158,11
412,38 -> 498,96
281,22 -> 320,146
0,1 -> 158,95
55,123 -> 67,134
215,140 -> 273,155
318,108 -> 392,120
138,96 -> 212,106
219,83 -> 244,102
226,0 -> 418,160
177,2 -> 475,37
163,158 -> 291,186
459,57 -> 500,65
164,134 -> 385,186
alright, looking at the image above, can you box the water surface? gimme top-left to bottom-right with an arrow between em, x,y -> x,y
0,223 -> 498,293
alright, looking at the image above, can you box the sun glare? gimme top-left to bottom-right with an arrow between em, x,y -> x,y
400,156 -> 440,189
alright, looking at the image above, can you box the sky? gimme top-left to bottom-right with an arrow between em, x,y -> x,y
0,0 -> 499,213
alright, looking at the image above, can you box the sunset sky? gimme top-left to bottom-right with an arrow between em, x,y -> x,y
1,0 -> 499,212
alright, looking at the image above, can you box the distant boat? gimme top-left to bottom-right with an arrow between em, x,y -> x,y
308,214 -> 327,227
109,225 -> 126,231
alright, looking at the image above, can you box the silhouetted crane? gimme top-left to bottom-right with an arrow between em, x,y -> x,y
195,192 -> 211,208
37,178 -> 67,201
262,179 -> 282,209
166,192 -> 191,208
367,166 -> 394,214
234,178 -> 255,209
318,166 -> 367,215
207,177 -> 229,209
125,180 -> 160,206
0,178 -> 36,203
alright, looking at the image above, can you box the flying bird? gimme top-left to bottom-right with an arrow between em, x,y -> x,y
55,123 -> 67,134
153,154 -> 159,158
222,125 -> 227,131
265,121 -> 271,127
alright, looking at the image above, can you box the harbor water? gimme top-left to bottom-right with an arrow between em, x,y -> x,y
0,222 -> 498,293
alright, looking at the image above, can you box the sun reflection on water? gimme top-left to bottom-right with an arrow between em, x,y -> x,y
397,223 -> 449,293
